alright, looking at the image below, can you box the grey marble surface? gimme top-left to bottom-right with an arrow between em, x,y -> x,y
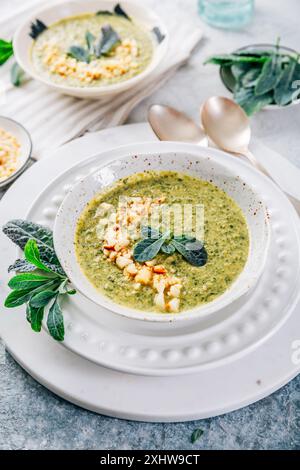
1,0 -> 300,450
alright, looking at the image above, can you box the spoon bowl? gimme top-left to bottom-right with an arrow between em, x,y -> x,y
148,104 -> 207,144
201,96 -> 251,154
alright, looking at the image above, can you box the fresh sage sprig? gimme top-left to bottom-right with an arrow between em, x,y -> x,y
68,24 -> 120,63
133,226 -> 208,267
96,3 -> 131,21
29,19 -> 47,39
2,219 -> 75,341
205,39 -> 300,114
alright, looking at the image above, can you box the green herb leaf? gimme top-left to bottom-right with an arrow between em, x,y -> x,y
96,10 -> 113,16
255,49 -> 283,96
161,242 -> 176,254
95,25 -> 121,57
240,66 -> 262,88
0,39 -> 14,65
8,273 -> 54,290
68,45 -> 90,63
2,219 -> 65,276
191,428 -> 204,444
27,304 -> 44,332
4,288 -> 33,308
133,231 -> 170,263
204,54 -> 267,66
47,296 -> 64,341
5,278 -> 60,308
26,303 -> 32,324
234,86 -> 273,115
24,239 -> 53,273
10,62 -> 25,87
8,258 -> 36,273
29,19 -> 47,39
274,58 -> 300,106
171,236 -> 208,267
152,27 -> 165,44
114,3 -> 131,20
85,31 -> 96,54
30,289 -> 58,308
59,278 -> 76,295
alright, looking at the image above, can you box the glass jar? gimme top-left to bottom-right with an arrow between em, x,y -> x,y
198,0 -> 254,29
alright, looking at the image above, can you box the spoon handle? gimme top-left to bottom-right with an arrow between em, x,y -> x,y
242,149 -> 270,177
242,149 -> 300,215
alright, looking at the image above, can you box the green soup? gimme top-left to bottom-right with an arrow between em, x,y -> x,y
75,171 -> 249,313
31,13 -> 153,87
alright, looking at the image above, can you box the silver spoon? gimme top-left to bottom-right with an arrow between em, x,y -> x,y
148,104 -> 207,145
201,96 -> 269,175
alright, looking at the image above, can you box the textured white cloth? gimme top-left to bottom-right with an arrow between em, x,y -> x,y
0,0 -> 202,158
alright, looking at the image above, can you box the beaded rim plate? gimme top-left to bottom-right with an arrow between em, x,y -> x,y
1,124 -> 300,420
23,142 -> 300,376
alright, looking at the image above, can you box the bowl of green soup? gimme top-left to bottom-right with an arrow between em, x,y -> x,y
53,142 -> 270,322
13,0 -> 168,98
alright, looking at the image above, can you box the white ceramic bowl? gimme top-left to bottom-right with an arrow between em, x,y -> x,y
53,142 -> 271,322
0,116 -> 32,189
13,0 -> 168,99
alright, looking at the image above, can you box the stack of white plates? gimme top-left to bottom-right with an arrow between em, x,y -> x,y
0,123 -> 299,422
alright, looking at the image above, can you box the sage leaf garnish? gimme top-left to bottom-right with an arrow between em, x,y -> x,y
85,31 -> 96,54
27,305 -> 44,332
3,219 -> 76,341
4,288 -> 35,308
30,289 -> 58,308
172,236 -> 208,267
8,273 -> 54,290
47,296 -> 64,341
191,428 -> 204,444
133,226 -> 208,267
68,45 -> 90,63
10,62 -> 25,87
96,4 -> 131,20
0,39 -> 14,65
205,39 -> 300,114
114,3 -> 131,20
24,239 -> 54,273
234,86 -> 273,115
133,230 -> 170,263
161,243 -> 176,254
29,19 -> 47,39
254,54 -> 282,96
274,58 -> 300,105
95,25 -> 121,57
96,10 -> 113,16
204,54 -> 267,66
152,27 -> 165,44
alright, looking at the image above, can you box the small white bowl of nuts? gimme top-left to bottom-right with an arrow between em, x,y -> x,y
0,116 -> 32,189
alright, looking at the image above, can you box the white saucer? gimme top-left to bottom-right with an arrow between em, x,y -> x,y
0,123 -> 300,421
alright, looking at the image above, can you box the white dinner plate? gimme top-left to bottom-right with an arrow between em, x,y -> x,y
0,123 -> 300,421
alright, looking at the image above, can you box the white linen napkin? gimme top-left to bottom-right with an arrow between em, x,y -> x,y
0,1 -> 202,158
